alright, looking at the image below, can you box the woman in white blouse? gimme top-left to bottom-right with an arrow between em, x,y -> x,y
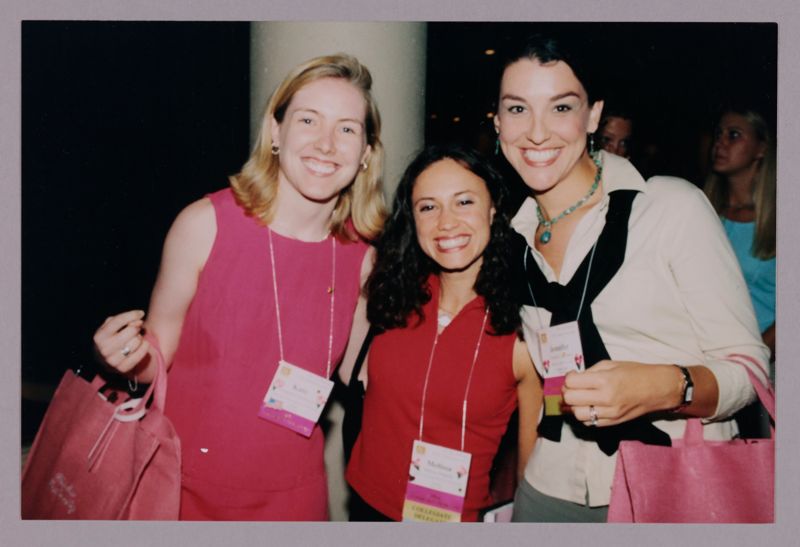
492,34 -> 771,522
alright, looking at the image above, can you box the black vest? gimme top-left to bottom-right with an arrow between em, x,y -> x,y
512,190 -> 671,456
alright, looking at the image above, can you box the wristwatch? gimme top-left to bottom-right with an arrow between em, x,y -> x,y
673,365 -> 694,411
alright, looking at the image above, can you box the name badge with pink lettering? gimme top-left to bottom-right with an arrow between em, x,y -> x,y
537,321 -> 585,416
402,440 -> 471,522
257,360 -> 333,437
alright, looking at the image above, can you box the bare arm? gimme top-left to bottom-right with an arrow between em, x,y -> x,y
513,338 -> 541,480
337,246 -> 375,384
93,198 -> 216,382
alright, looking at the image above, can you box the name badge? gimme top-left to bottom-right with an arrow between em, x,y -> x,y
402,440 -> 471,522
537,321 -> 585,416
257,360 -> 334,437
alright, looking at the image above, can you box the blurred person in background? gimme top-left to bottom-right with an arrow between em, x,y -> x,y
704,106 -> 775,365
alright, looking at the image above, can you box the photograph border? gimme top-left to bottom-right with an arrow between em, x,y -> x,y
3,1 -> 798,546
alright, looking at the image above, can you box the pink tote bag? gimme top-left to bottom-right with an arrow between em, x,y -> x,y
607,357 -> 774,523
21,334 -> 181,520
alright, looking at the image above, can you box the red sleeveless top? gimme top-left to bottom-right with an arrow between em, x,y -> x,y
346,275 -> 518,521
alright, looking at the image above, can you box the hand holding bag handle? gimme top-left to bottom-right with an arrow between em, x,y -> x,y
85,333 -> 170,475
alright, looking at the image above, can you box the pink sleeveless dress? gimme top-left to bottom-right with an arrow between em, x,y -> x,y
165,188 -> 368,520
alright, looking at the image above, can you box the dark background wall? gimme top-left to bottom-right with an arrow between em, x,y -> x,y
425,22 -> 776,205
21,22 -> 251,440
21,21 -> 777,440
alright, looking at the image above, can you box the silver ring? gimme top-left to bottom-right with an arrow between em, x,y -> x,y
121,345 -> 132,357
589,405 -> 598,427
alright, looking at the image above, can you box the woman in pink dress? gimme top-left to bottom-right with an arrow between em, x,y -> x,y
92,53 -> 386,520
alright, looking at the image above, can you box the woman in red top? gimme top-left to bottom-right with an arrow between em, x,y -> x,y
345,144 -> 541,522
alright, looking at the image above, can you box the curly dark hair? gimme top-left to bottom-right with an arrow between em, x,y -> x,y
366,143 -> 521,336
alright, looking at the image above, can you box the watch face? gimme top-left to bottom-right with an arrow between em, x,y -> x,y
685,385 -> 695,403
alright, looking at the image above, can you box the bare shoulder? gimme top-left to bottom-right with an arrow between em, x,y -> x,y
161,197 -> 217,271
166,197 -> 216,242
512,336 -> 537,382
172,197 -> 215,232
360,245 -> 376,280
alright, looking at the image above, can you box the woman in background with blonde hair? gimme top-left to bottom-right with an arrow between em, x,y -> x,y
92,53 -> 386,520
705,106 -> 776,361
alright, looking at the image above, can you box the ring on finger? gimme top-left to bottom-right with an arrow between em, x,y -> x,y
121,345 -> 132,357
589,405 -> 598,427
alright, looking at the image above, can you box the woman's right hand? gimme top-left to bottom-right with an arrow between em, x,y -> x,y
93,310 -> 150,375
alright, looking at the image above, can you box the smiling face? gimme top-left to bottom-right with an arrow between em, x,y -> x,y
599,115 -> 633,158
270,77 -> 371,206
411,159 -> 495,276
711,112 -> 765,178
495,58 -> 603,194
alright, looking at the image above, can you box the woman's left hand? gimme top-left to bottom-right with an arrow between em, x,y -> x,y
562,360 -> 682,427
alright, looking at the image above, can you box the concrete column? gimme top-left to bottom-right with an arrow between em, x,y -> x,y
250,21 -> 427,521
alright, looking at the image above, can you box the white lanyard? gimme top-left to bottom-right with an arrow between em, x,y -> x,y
417,307 -> 489,452
267,228 -> 336,378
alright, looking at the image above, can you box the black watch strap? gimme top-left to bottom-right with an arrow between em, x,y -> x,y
673,365 -> 694,410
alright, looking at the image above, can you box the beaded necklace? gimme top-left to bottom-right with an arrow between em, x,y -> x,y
536,151 -> 603,244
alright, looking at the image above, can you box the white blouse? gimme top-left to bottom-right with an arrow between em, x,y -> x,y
512,151 -> 771,507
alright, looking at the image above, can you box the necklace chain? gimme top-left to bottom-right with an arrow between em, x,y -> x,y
536,151 -> 603,244
418,308 -> 489,452
267,228 -> 336,378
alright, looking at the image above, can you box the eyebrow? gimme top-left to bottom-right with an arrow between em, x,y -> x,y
500,91 -> 582,103
292,108 -> 365,127
413,189 -> 478,204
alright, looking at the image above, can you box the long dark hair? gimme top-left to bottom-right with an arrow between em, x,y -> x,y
366,144 -> 521,335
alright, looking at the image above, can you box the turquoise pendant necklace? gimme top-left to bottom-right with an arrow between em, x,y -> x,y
536,152 -> 603,244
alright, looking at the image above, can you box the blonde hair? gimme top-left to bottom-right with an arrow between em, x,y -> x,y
230,53 -> 386,241
704,109 -> 776,259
